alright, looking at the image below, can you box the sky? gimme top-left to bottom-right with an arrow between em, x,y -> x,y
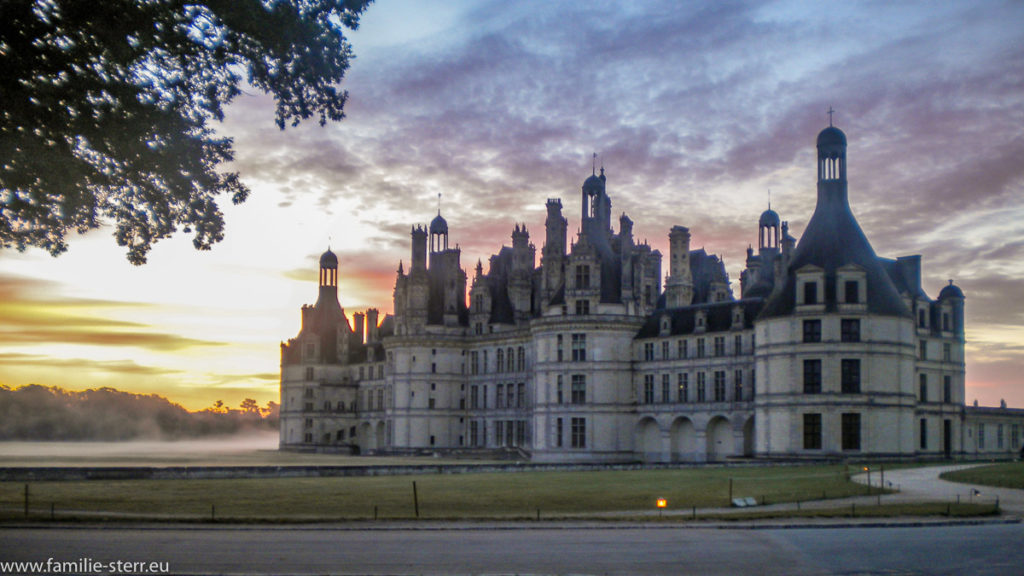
1,0 -> 1023,411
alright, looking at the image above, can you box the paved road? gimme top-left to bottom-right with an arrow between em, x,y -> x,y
853,464 -> 1024,513
2,522 -> 1023,575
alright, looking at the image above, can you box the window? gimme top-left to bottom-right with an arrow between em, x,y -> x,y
377,389 -> 384,408
804,281 -> 818,305
643,374 -> 655,404
696,372 -> 706,402
844,280 -> 859,304
979,424 -> 985,449
997,424 -> 1004,449
662,374 -> 671,403
470,421 -> 479,446
919,374 -> 928,402
841,413 -> 861,451
575,265 -> 591,289
575,299 -> 590,315
919,340 -> 928,360
734,335 -> 743,356
517,383 -> 525,408
943,343 -> 951,362
678,373 -> 689,403
571,375 -> 586,404
713,371 -> 726,402
495,421 -> 504,446
428,397 -> 436,409
803,320 -> 821,343
697,338 -> 705,358
496,349 -> 504,373
1011,424 -> 1020,450
943,375 -> 952,403
556,335 -> 563,362
803,413 -> 822,450
470,385 -> 479,409
662,341 -> 670,360
841,319 -> 860,343
496,384 -> 504,408
305,367 -> 314,381
507,385 -> 515,408
556,375 -> 564,404
734,370 -> 743,401
518,347 -> 525,371
918,309 -> 926,328
644,342 -> 654,361
678,340 -> 688,359
943,313 -> 951,332
714,337 -> 725,357
841,359 -> 860,394
483,350 -> 488,373
571,334 -> 586,361
431,362 -> 437,374
803,359 -> 822,394
571,417 -> 586,448
471,351 -> 479,374
555,418 -> 563,448
920,419 -> 928,450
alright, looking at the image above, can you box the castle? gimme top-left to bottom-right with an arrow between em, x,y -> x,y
280,123 -> 1024,462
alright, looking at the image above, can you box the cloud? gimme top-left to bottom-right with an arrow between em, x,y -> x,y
0,272 -> 226,351
0,353 -> 181,376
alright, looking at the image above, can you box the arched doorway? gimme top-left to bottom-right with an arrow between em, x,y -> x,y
636,418 -> 662,463
670,417 -> 697,462
706,416 -> 733,462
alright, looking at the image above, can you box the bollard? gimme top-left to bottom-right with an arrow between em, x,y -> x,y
24,484 -> 29,518
692,505 -> 696,520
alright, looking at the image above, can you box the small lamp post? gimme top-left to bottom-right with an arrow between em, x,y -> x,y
656,498 -> 667,517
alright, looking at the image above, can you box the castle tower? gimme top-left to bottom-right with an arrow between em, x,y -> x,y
755,119 -> 915,459
664,226 -> 694,308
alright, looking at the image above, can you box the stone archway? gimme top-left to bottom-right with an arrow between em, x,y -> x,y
359,422 -> 373,453
636,417 -> 662,463
375,421 -> 387,451
670,417 -> 698,463
706,416 -> 733,462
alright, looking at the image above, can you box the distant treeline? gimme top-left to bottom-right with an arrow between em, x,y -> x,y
0,384 -> 278,441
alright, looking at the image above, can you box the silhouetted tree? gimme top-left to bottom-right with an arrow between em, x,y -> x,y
1,0 -> 372,264
239,397 -> 260,415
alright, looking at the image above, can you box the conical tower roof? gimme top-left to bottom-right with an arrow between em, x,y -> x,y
760,125 -> 910,319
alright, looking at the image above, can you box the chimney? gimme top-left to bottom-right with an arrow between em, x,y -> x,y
353,312 -> 365,344
366,308 -> 380,343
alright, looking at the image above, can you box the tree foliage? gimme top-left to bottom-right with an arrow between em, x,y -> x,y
0,384 -> 278,440
1,0 -> 371,264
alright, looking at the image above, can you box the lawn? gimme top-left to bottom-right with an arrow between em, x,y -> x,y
940,462 -> 1024,490
1,464 -> 874,521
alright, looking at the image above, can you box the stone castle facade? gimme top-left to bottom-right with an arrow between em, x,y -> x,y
280,124 -> 1024,462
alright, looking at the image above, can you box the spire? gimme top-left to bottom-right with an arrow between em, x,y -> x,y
828,105 -> 835,127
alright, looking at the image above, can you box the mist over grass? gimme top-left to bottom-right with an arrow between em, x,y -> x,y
0,384 -> 277,441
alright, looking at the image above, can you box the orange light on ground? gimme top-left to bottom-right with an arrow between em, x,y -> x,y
656,498 -> 667,508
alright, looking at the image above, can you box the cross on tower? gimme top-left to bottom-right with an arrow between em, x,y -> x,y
827,105 -> 835,127
592,152 -> 597,175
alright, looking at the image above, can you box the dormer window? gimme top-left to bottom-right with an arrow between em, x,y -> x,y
575,265 -> 591,290
804,282 -> 818,304
918,308 -> 927,329
659,315 -> 671,336
796,265 -> 825,308
844,281 -> 859,304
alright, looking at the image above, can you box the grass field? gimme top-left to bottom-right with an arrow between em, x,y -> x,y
1,464 -> 884,521
940,462 -> 1024,490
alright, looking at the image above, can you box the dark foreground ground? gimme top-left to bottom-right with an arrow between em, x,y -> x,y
2,520 -> 1023,576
